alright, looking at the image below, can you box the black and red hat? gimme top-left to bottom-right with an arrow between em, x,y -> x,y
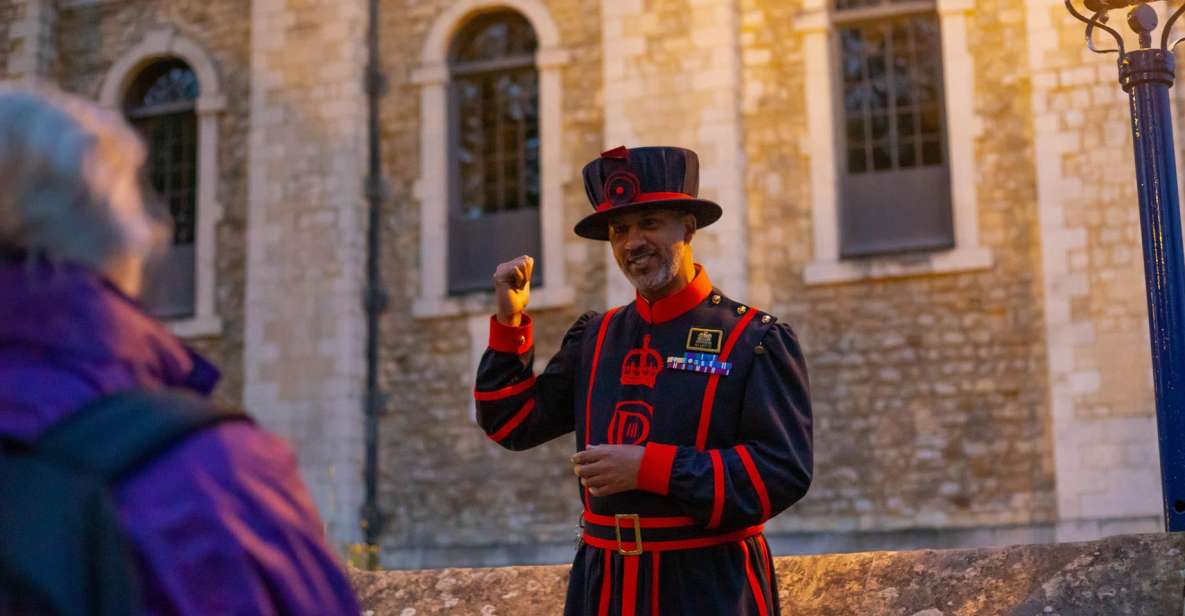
575,145 -> 722,241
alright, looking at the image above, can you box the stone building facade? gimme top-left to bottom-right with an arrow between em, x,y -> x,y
1,0 -> 1171,568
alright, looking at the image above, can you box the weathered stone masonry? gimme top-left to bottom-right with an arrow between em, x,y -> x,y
742,0 -> 1057,535
53,0 -> 252,404
1027,0 -> 1165,538
7,0 -> 1169,566
244,0 -> 370,544
375,0 -> 607,567
0,0 -> 20,80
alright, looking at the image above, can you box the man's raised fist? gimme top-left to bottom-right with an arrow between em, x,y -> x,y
493,255 -> 534,326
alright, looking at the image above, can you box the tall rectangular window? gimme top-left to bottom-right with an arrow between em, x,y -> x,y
835,0 -> 954,257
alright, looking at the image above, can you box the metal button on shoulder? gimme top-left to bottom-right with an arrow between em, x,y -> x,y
737,305 -> 748,315
761,314 -> 772,325
711,294 -> 722,305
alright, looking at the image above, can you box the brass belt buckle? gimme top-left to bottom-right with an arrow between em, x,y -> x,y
614,513 -> 643,556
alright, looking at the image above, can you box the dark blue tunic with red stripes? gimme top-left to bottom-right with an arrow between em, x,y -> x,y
475,266 -> 813,616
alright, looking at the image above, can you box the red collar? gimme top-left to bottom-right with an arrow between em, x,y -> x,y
635,265 -> 713,324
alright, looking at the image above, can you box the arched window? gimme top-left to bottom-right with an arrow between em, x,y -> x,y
123,59 -> 200,318
447,11 -> 541,294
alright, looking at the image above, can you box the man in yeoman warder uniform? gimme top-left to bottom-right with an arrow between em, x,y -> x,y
475,146 -> 813,615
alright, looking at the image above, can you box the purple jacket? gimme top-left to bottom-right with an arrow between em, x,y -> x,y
0,260 -> 360,615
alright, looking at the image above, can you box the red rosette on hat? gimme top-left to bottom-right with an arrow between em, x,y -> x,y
604,170 -> 641,207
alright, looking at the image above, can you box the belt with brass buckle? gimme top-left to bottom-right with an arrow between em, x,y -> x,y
614,513 -> 644,556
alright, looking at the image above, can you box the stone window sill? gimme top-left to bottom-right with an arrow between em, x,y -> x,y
804,246 -> 993,286
167,314 -> 224,339
413,285 -> 576,320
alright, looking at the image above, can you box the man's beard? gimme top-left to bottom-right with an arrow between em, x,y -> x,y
621,242 -> 685,296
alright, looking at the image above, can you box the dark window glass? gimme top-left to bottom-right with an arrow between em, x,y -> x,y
124,59 -> 199,319
448,12 -> 542,294
834,2 -> 954,256
452,15 -> 538,64
839,14 -> 945,174
126,60 -> 199,109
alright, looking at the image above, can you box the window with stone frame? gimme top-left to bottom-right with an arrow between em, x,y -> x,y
123,58 -> 200,319
447,10 -> 542,294
834,0 -> 954,257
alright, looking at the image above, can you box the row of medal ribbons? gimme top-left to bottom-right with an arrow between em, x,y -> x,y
666,352 -> 732,376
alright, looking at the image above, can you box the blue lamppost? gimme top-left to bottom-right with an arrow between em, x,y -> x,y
1065,0 -> 1185,531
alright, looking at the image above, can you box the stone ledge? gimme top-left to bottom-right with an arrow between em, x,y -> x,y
349,533 -> 1185,615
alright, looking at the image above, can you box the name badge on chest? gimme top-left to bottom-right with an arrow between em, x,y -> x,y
686,328 -> 723,353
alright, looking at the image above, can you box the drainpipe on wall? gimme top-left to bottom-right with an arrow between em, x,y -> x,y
361,0 -> 390,571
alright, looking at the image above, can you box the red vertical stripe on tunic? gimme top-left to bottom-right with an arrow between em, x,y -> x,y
708,450 -> 725,528
695,309 -> 758,450
585,308 -> 620,510
741,541 -> 770,616
734,445 -> 772,521
651,552 -> 661,616
622,556 -> 639,616
599,549 -> 613,616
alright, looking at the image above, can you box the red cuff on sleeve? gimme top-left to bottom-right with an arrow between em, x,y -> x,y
489,314 -> 533,354
637,443 -> 678,495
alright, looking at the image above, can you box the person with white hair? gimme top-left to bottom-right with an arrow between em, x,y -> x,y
0,87 -> 360,614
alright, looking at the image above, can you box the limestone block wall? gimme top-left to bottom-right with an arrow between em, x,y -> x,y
739,0 -> 1057,535
31,0 -> 1172,569
244,0 -> 370,547
600,0 -> 749,306
52,0 -> 251,403
1025,0 -> 1163,535
0,0 -> 15,80
3,0 -> 54,83
374,0 -> 607,567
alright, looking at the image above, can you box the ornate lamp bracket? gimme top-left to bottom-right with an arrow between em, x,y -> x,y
1065,0 -> 1185,57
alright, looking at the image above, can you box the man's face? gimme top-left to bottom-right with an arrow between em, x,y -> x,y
607,209 -> 693,296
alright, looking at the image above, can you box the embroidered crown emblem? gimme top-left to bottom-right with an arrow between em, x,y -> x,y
621,335 -> 663,388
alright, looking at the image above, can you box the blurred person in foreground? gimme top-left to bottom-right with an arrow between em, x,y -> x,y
0,86 -> 360,614
475,146 -> 812,615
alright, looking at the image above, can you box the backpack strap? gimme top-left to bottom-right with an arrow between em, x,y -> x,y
34,389 -> 252,483
1,390 -> 247,616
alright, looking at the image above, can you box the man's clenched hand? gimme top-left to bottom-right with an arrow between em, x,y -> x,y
493,255 -> 534,326
571,445 -> 645,497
